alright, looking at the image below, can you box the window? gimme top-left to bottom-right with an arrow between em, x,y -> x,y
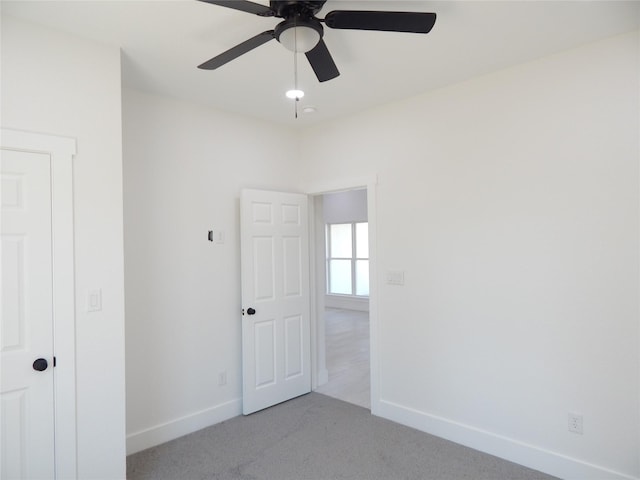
326,222 -> 369,296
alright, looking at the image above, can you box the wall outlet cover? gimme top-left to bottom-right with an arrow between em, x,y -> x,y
568,412 -> 583,435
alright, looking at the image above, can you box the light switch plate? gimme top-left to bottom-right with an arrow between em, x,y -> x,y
87,289 -> 102,312
386,270 -> 405,286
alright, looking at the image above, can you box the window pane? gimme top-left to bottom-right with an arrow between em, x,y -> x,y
355,260 -> 369,296
356,222 -> 368,258
330,224 -> 352,258
329,259 -> 352,295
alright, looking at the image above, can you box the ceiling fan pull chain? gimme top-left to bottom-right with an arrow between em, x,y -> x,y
294,19 -> 299,119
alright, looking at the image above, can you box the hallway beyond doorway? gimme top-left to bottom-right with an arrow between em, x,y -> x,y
315,308 -> 370,409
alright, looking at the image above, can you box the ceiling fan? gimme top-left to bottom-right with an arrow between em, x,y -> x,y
197,0 -> 437,82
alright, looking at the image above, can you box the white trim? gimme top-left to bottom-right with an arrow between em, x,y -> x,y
365,181 -> 378,414
306,175 -> 379,414
126,399 -> 242,455
1,128 -> 77,479
637,30 -> 640,480
325,295 -> 369,312
308,196 -> 327,389
303,175 -> 378,198
1,129 -> 76,156
378,400 -> 638,480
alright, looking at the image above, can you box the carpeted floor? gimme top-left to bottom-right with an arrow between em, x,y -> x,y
127,393 -> 558,480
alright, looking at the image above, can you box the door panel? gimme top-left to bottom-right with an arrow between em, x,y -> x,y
254,319 -> 276,388
241,189 -> 310,415
253,237 -> 275,301
284,315 -> 303,379
2,237 -> 25,350
283,236 -> 302,297
1,150 -> 56,479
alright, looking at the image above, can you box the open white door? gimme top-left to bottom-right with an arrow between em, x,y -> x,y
240,189 -> 311,415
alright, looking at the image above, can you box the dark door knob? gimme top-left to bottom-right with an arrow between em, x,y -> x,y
33,358 -> 48,371
247,308 -> 256,315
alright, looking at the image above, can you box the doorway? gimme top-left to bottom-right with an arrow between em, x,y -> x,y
310,183 -> 377,412
0,129 -> 77,479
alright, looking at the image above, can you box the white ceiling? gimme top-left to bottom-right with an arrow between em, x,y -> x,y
3,0 -> 639,127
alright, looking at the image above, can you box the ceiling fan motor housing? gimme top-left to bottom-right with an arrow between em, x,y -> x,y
270,0 -> 327,18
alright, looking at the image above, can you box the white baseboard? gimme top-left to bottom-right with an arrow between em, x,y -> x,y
325,295 -> 369,311
126,398 -> 242,455
377,399 -> 637,480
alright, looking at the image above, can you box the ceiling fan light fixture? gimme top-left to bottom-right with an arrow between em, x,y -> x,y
275,17 -> 323,53
278,25 -> 320,52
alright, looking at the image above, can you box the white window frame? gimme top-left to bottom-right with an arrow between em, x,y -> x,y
326,222 -> 369,297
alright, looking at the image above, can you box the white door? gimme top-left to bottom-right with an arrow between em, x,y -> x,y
240,189 -> 311,415
1,149 -> 56,479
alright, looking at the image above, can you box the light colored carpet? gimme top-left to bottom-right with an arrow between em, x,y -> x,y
127,393 -> 558,480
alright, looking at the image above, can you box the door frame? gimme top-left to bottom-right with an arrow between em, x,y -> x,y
1,128 -> 77,478
306,175 -> 379,415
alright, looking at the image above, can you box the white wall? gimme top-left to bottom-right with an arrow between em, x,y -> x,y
299,31 -> 640,480
122,88 -> 301,452
1,16 -> 126,479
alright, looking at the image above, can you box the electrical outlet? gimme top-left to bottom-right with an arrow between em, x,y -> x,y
218,371 -> 227,386
568,413 -> 583,435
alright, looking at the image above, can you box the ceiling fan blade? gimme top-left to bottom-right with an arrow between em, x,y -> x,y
305,39 -> 340,82
324,11 -> 436,34
198,30 -> 275,70
197,0 -> 274,16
